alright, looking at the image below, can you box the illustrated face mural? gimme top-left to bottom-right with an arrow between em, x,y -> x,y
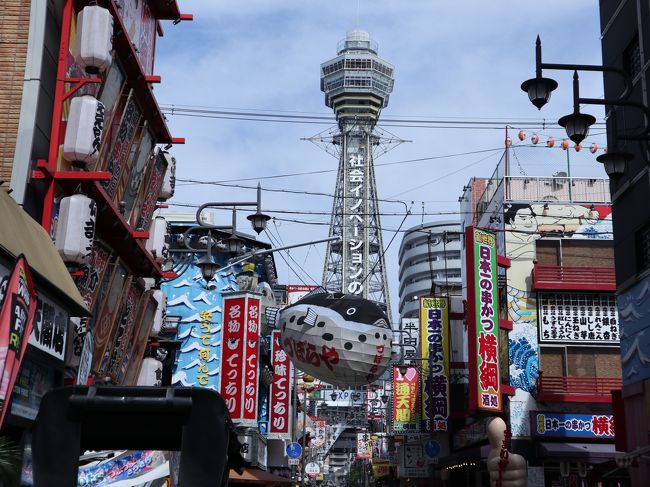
279,291 -> 392,387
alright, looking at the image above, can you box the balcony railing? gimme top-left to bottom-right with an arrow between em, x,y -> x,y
537,373 -> 622,403
533,263 -> 616,291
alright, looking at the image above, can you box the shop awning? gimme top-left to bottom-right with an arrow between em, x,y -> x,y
539,442 -> 619,463
229,468 -> 292,485
0,190 -> 88,316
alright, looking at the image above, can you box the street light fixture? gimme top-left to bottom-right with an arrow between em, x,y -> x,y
521,36 -> 650,179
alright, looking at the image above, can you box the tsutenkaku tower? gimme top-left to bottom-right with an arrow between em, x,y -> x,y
320,29 -> 394,315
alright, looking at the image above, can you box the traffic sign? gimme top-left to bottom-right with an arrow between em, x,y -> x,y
425,439 -> 441,458
286,442 -> 303,459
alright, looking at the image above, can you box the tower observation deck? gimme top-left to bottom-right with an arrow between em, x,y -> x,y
320,29 -> 394,315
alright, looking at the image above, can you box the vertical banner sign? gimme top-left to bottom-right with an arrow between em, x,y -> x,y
356,431 -> 371,459
420,296 -> 449,432
344,140 -> 367,296
221,295 -> 246,421
392,367 -> 419,434
242,295 -> 261,425
465,227 -> 501,412
221,293 -> 260,427
0,256 -> 37,427
268,330 -> 291,439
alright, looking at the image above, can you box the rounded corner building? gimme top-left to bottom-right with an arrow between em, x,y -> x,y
398,221 -> 463,319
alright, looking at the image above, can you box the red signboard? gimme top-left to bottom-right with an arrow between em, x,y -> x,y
268,330 -> 291,439
221,293 -> 260,427
0,256 -> 38,427
221,296 -> 246,421
242,295 -> 260,424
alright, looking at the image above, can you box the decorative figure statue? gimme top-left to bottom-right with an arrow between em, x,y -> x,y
487,416 -> 527,487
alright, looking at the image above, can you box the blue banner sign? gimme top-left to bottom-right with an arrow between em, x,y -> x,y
531,411 -> 614,439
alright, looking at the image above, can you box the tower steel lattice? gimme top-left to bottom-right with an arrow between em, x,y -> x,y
319,29 -> 395,316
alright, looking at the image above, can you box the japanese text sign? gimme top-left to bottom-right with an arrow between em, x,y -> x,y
392,367 -> 419,434
356,431 -> 371,459
268,330 -> 292,439
221,293 -> 261,426
420,296 -> 449,432
539,293 -> 619,344
0,256 -> 37,428
531,412 -> 614,439
465,227 -> 501,412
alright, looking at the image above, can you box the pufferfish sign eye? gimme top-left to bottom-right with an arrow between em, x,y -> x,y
278,291 -> 393,387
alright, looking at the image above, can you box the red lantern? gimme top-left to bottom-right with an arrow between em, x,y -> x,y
531,134 -> 539,145
518,130 -> 526,141
561,139 -> 569,150
575,143 -> 582,152
590,143 -> 598,154
547,137 -> 555,148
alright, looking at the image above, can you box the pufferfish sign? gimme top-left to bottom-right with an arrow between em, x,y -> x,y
278,289 -> 392,387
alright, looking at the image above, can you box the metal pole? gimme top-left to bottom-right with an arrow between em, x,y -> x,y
290,363 -> 298,484
301,385 -> 307,487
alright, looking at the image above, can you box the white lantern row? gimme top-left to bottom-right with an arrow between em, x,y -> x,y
146,216 -> 169,264
159,152 -> 176,200
63,95 -> 105,166
54,195 -> 97,264
75,5 -> 113,74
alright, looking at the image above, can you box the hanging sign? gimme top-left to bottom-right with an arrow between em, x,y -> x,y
392,367 -> 419,435
420,296 -> 449,432
465,227 -> 501,412
356,431 -> 371,459
268,330 -> 292,439
0,256 -> 38,427
221,292 -> 260,427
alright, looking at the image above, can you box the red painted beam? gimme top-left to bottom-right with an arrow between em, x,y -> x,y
497,254 -> 511,268
132,231 -> 150,239
179,13 -> 193,21
145,75 -> 161,83
171,137 -> 186,144
499,319 -> 513,330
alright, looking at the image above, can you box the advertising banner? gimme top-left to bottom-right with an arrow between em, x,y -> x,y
0,256 -> 38,427
287,285 -> 319,305
531,411 -> 615,439
29,295 -> 68,361
132,148 -> 167,231
465,227 -> 501,412
221,295 -> 246,421
221,293 -> 261,427
242,294 -> 261,425
420,296 -> 449,432
539,292 -> 619,344
400,318 -> 419,361
311,419 -> 327,449
392,367 -> 419,435
356,431 -> 371,459
268,330 -> 292,438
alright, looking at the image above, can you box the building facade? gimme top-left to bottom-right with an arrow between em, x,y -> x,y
598,2 -> 650,485
398,221 -> 462,319
458,151 -> 624,486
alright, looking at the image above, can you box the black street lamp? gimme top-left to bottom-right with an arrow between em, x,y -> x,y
521,36 -> 650,179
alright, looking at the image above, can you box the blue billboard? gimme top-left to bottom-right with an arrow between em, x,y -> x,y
531,411 -> 614,439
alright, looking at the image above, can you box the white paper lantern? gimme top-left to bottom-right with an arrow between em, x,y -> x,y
159,152 -> 176,200
76,5 -> 113,74
54,195 -> 97,264
63,95 -> 105,166
150,289 -> 167,337
145,216 -> 169,264
279,292 -> 393,387
136,357 -> 163,386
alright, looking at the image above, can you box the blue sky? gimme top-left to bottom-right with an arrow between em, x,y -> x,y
154,1 -> 605,322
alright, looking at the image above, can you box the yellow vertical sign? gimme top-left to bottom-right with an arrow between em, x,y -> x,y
420,296 -> 449,432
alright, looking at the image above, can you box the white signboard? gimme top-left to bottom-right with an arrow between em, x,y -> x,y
29,294 -> 69,361
356,431 -> 371,459
305,462 -> 321,478
400,444 -> 428,478
539,292 -> 619,344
